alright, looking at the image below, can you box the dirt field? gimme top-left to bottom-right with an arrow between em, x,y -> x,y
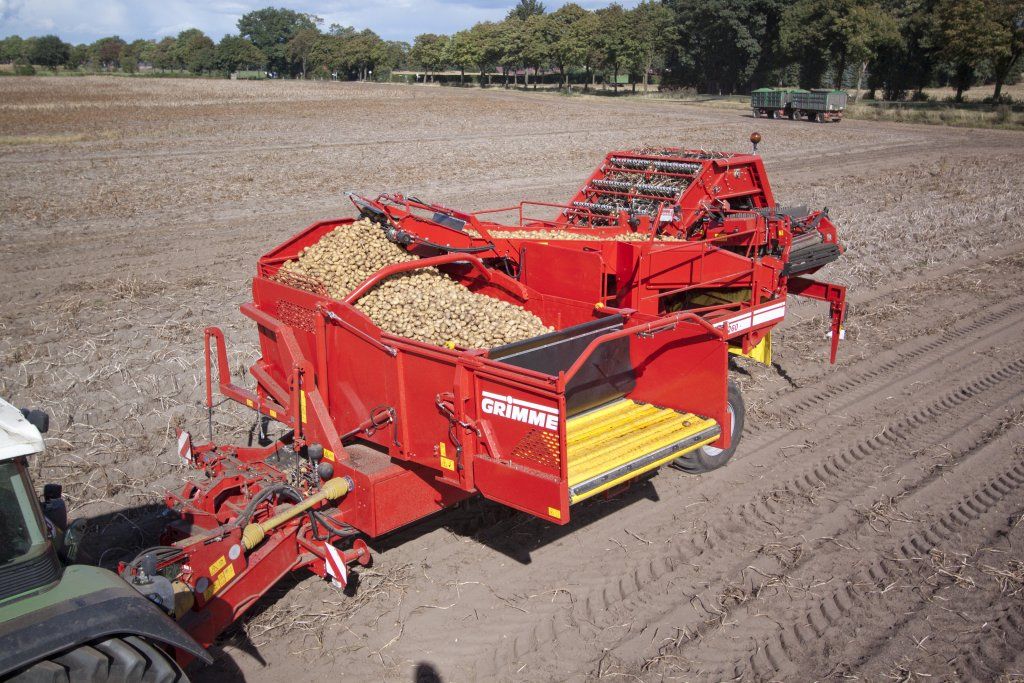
2,76 -> 1024,682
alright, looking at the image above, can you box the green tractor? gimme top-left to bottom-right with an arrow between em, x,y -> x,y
0,397 -> 210,682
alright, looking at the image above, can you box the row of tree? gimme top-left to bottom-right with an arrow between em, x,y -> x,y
0,8 -> 408,80
409,1 -> 673,91
416,0 -> 1022,101
666,0 -> 1023,101
1,1 -> 1021,100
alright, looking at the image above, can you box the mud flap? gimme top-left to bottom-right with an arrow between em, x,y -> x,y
473,457 -> 571,524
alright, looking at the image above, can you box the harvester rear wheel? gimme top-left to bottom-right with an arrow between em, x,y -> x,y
673,381 -> 744,474
9,637 -> 188,683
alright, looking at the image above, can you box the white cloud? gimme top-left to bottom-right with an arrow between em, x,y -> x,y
0,0 -> 24,21
0,0 -> 639,44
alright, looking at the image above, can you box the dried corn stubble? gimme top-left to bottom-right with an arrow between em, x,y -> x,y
278,219 -> 552,348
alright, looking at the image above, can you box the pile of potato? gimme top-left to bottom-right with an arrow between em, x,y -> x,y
277,219 -> 553,348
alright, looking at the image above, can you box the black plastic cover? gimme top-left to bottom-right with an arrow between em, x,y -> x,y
431,212 -> 467,231
783,243 -> 841,276
490,316 -> 636,416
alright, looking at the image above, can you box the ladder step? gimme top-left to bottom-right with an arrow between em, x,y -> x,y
565,398 -> 719,503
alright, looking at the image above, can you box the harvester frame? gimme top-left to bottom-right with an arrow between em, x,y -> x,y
115,146 -> 848,665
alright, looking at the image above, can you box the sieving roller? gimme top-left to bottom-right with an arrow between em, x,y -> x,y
608,156 -> 702,174
590,178 -> 681,197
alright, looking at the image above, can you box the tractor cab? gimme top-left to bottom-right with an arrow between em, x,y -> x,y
0,397 -> 210,681
0,399 -> 61,599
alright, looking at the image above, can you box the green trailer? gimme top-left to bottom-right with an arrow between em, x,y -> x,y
789,89 -> 848,122
750,88 -> 806,119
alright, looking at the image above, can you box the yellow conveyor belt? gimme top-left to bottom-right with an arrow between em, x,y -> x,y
565,398 -> 719,503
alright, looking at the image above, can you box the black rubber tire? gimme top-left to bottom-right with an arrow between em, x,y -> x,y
8,637 -> 188,683
673,381 -> 745,473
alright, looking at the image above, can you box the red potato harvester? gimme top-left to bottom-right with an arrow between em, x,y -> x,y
118,145 -> 847,661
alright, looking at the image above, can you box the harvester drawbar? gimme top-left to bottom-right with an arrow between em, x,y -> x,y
119,146 -> 847,664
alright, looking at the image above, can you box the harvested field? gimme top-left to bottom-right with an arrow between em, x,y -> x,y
2,76 -> 1024,682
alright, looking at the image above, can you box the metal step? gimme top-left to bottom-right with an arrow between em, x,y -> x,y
565,399 -> 720,503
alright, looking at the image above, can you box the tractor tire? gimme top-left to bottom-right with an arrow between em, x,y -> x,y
673,381 -> 745,474
8,637 -> 188,683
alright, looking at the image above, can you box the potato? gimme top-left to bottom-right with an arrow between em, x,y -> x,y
276,218 -> 553,348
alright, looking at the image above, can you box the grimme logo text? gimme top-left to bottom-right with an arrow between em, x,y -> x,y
481,391 -> 558,431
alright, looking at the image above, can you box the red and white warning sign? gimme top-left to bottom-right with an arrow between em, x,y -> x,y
176,429 -> 193,465
323,542 -> 348,588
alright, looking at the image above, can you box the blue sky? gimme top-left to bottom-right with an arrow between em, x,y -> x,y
0,0 -> 637,44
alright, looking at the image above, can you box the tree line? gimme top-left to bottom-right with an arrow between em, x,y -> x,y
1,1 -> 1021,101
0,8 -> 406,80
708,0 -> 1023,101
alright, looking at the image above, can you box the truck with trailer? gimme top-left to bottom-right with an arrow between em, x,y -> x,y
751,88 -> 848,122
3,144 -> 849,672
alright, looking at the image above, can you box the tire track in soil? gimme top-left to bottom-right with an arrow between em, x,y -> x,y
571,360 -> 1024,678
892,601 -> 1024,681
952,604 -> 1024,681
670,445 -> 1024,682
741,294 -> 1024,440
841,554 -> 1024,681
437,348 -> 1024,678
824,442 -> 1024,681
